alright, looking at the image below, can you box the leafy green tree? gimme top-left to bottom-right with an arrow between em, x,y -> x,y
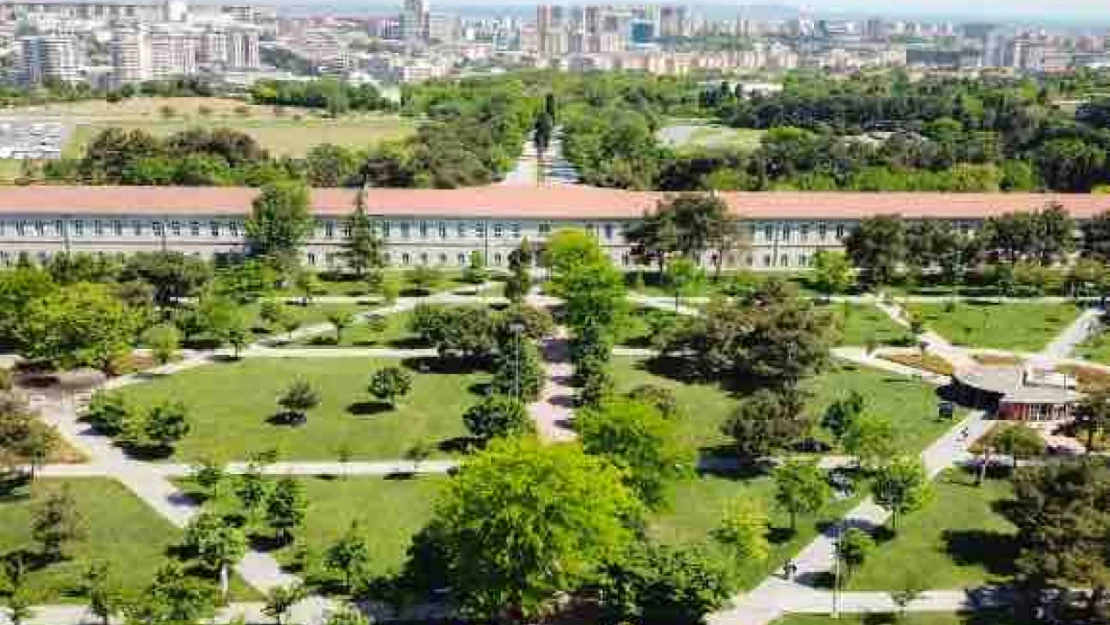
712,498 -> 770,562
120,252 -> 212,308
1074,389 -> 1110,454
304,143 -> 359,187
773,459 -> 832,532
845,215 -> 906,286
407,266 -> 443,295
462,251 -> 488,286
81,561 -> 123,625
183,513 -> 246,596
31,485 -> 86,561
723,388 -> 810,464
811,250 -> 853,297
245,181 -> 315,272
543,228 -> 607,275
277,378 -> 320,423
263,583 -> 306,625
293,270 -> 320,306
325,522 -> 370,593
125,561 -> 218,625
18,282 -> 143,371
663,257 -> 705,311
577,396 -> 687,509
325,605 -> 369,625
822,390 -> 865,442
84,391 -> 131,436
462,394 -> 532,443
871,457 -> 931,531
423,437 -> 642,620
4,588 -> 33,625
142,401 -> 191,450
986,423 -> 1045,468
368,366 -> 413,407
266,477 -> 307,544
144,324 -> 181,366
596,543 -> 735,625
489,341 -> 545,402
625,384 -> 681,419
843,413 -> 898,470
326,310 -> 355,344
836,527 -> 874,580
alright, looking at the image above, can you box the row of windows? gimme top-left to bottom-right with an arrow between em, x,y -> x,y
756,223 -> 847,243
358,221 -> 562,241
0,220 -> 244,238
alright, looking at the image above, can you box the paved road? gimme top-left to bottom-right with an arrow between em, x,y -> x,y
1041,307 -> 1102,360
529,328 -> 578,443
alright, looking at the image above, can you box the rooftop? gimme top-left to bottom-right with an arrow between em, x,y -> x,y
0,185 -> 1107,220
955,364 -> 1084,405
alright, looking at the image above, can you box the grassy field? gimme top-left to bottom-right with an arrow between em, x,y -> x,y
773,612 -> 1014,625
1074,321 -> 1110,364
824,303 -> 910,347
847,470 -> 1017,591
266,476 -> 444,580
272,270 -> 490,299
628,271 -> 820,299
651,474 -> 856,589
113,357 -> 486,461
290,310 -> 422,348
658,122 -> 766,153
905,302 -> 1080,352
0,478 -> 253,602
610,358 -> 954,457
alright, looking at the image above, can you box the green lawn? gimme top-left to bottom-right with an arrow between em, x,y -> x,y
650,474 -> 856,590
628,271 -> 820,300
825,303 -> 911,347
1075,322 -> 1110,364
773,612 -> 1015,625
272,270 -> 488,299
658,123 -> 766,153
114,358 -> 486,461
847,470 -> 1017,591
289,310 -> 422,348
0,478 -> 254,602
269,476 -> 443,580
906,302 -> 1080,352
611,358 -> 953,456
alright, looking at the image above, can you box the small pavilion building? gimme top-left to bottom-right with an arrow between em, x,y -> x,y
952,362 -> 1083,421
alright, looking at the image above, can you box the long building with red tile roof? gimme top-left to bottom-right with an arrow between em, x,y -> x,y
0,185 -> 1106,271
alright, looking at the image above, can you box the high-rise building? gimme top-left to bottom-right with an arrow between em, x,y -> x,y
148,25 -> 198,79
18,34 -> 80,85
109,28 -> 151,86
401,0 -> 429,44
226,27 -> 260,68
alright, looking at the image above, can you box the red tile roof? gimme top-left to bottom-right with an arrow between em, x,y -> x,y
0,185 -> 1107,220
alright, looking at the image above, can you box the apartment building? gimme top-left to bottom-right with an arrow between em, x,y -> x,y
0,186 -> 1106,271
18,34 -> 81,85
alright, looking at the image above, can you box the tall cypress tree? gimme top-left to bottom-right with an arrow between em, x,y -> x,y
340,188 -> 382,278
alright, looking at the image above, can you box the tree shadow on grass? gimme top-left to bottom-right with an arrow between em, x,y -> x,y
266,411 -> 308,426
346,401 -> 394,417
437,436 -> 476,454
400,356 -> 488,375
385,337 -> 430,349
943,529 -> 1019,577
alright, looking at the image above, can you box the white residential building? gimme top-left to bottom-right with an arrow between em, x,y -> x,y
18,34 -> 80,85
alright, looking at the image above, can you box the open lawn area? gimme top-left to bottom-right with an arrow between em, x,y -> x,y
651,474 -> 856,590
846,470 -> 1017,591
658,123 -> 766,153
113,357 -> 486,461
610,358 -> 954,457
628,270 -> 820,300
290,310 -> 422,348
1074,319 -> 1110,364
273,270 -> 494,299
773,612 -> 1015,625
824,303 -> 910,347
906,302 -> 1080,352
0,478 -> 253,602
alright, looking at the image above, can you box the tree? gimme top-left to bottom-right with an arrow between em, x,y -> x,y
773,459 -> 832,532
325,309 -> 355,344
543,228 -> 607,275
368,366 -> 413,407
663,257 -> 705,312
842,413 -> 898,470
18,282 -> 143,372
836,527 -> 874,580
712,498 -> 770,563
533,111 -> 554,157
221,310 -> 252,358
655,193 -> 730,259
462,394 -> 532,444
462,251 -> 488,286
4,589 -> 33,625
811,250 -> 853,298
871,457 -> 931,530
337,193 -> 381,278
120,252 -> 212,308
325,522 -> 370,593
266,477 -> 307,544
293,270 -> 320,306
722,388 -> 810,464
845,215 -> 906,286
822,390 -> 865,442
325,605 -> 369,625
1007,461 -> 1110,617
407,266 -> 443,295
81,561 -> 123,625
577,396 -> 687,509
1074,389 -> 1110,454
489,341 -> 545,402
31,486 -> 85,561
277,378 -> 319,424
144,324 -> 181,366
125,561 -> 218,625
245,181 -> 315,272
596,543 -> 735,625
142,401 -> 191,451
184,514 -> 246,598
422,437 -> 642,620
84,391 -> 131,436
263,583 -> 306,625
986,423 -> 1045,468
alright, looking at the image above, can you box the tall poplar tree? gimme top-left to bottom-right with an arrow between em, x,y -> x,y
340,188 -> 383,278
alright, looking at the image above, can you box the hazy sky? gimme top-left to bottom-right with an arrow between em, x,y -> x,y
793,0 -> 1110,19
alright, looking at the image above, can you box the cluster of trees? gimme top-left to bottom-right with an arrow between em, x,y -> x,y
83,393 -> 191,456
0,77 -> 225,108
408,303 -> 553,366
249,79 -> 392,116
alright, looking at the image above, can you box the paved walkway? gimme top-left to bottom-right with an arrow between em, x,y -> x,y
37,459 -> 459,478
529,329 -> 577,442
1040,307 -> 1102,360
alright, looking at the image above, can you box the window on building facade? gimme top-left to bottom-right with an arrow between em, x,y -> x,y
538,223 -> 550,236
133,221 -> 142,236
494,224 -> 503,238
16,221 -> 27,237
307,252 -> 317,266
54,220 -> 63,236
511,223 -> 520,238
764,225 -> 773,241
326,253 -> 335,268
210,222 -> 220,237
419,222 -> 428,238
382,222 -> 391,238
475,222 -> 485,238
819,224 -> 827,240
229,222 -> 239,237
34,221 -> 45,236
400,223 -> 410,238
494,253 -> 502,265
457,253 -> 466,265
763,254 -> 771,267
780,254 -> 788,266
604,224 -> 614,240
801,224 -> 809,240
153,222 -> 163,237
171,221 -> 181,237
0,252 -> 8,266
836,225 -> 845,239
781,226 -> 791,242
324,221 -> 334,238
73,221 -> 83,237
402,253 -> 410,265
439,253 -> 447,264
190,221 -> 200,236
113,220 -> 123,236
457,223 -> 466,238
438,222 -> 447,238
